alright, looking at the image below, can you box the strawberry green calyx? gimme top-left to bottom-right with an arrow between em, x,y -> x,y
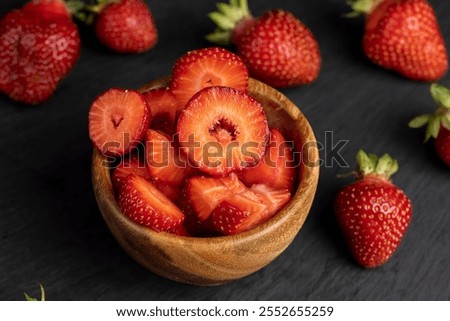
24,283 -> 46,301
409,83 -> 450,142
67,0 -> 119,25
356,150 -> 399,180
206,0 -> 252,45
346,0 -> 384,17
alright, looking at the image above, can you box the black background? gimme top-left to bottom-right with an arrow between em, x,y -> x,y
1,0 -> 449,300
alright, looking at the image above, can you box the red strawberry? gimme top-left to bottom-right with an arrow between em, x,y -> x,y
93,0 -> 157,53
152,181 -> 181,205
250,184 -> 291,217
335,150 -> 412,268
206,1 -> 321,87
88,88 -> 151,156
238,128 -> 296,192
182,175 -> 233,224
0,0 -> 80,104
409,83 -> 450,166
118,174 -> 185,233
177,86 -> 269,176
348,0 -> 448,81
112,153 -> 150,190
170,47 -> 249,107
145,129 -> 195,185
142,87 -> 179,134
209,193 -> 269,235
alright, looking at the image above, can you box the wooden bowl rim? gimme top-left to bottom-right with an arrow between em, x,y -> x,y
92,77 -> 319,250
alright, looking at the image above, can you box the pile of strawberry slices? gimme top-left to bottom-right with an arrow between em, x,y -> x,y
88,47 -> 297,237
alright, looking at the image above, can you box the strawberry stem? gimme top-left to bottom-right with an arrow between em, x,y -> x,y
24,283 -> 46,301
356,150 -> 398,179
346,0 -> 384,16
206,0 -> 253,45
409,83 -> 450,141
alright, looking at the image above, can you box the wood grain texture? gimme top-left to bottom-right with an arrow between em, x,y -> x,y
91,78 -> 319,285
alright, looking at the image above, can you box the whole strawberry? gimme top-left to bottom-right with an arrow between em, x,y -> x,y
92,0 -> 157,53
335,150 -> 412,268
0,0 -> 80,104
409,83 -> 450,166
348,0 -> 448,81
206,0 -> 321,87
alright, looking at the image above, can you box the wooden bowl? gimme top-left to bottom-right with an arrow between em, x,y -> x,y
91,78 -> 319,285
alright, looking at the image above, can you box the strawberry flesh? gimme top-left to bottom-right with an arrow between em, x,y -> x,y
89,89 -> 151,156
239,128 -> 296,192
112,153 -> 151,190
177,86 -> 269,176
142,87 -> 179,134
210,193 -> 269,235
118,174 -> 185,233
170,47 -> 249,107
145,129 -> 195,185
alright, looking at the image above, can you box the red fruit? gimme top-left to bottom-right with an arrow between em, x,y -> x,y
145,129 -> 195,185
220,173 -> 247,194
111,153 -> 150,190
89,88 -> 151,156
335,150 -> 412,268
209,193 -> 269,235
434,127 -> 450,166
250,184 -> 291,217
177,86 -> 269,176
152,181 -> 182,205
170,47 -> 249,107
238,128 -> 296,192
182,175 -> 234,223
349,0 -> 448,81
207,2 -> 321,87
409,83 -> 450,166
0,0 -> 80,104
118,174 -> 185,233
142,88 -> 179,134
94,0 -> 157,53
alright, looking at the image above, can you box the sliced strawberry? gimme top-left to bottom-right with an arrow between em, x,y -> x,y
177,86 -> 269,176
111,152 -> 150,190
145,129 -> 195,185
182,176 -> 233,223
238,128 -> 296,192
250,184 -> 291,217
118,174 -> 184,233
142,87 -> 179,134
170,47 -> 249,107
209,193 -> 269,235
220,173 -> 247,194
89,88 -> 151,156
152,180 -> 181,205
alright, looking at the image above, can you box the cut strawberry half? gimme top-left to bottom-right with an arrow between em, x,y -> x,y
111,152 -> 150,190
238,128 -> 296,192
118,174 -> 185,233
170,47 -> 249,107
209,193 -> 269,235
250,184 -> 291,217
145,129 -> 195,185
142,87 -> 179,134
177,86 -> 269,176
182,175 -> 233,223
89,88 -> 151,156
220,173 -> 247,194
152,180 -> 181,205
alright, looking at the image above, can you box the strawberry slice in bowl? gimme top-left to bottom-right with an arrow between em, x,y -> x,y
89,88 -> 151,157
170,47 -> 249,107
177,86 -> 269,177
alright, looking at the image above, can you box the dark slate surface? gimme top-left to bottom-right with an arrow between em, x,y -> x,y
0,0 -> 449,301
